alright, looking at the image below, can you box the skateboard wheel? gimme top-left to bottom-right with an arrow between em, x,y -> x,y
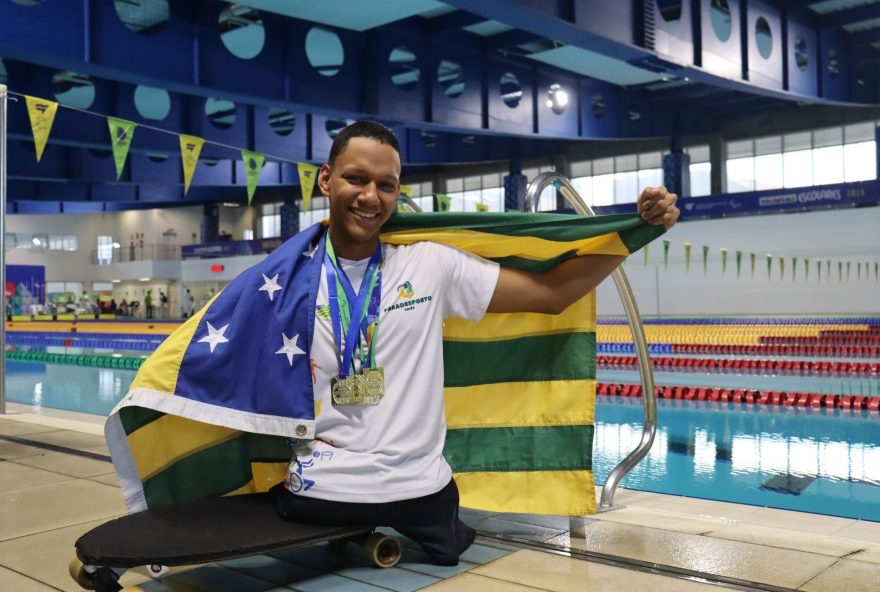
68,556 -> 96,590
147,564 -> 169,578
363,533 -> 401,568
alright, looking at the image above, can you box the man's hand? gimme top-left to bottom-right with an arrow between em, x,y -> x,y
637,186 -> 679,230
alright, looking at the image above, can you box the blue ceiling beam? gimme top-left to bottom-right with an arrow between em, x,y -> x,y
426,11 -> 487,35
820,5 -> 880,28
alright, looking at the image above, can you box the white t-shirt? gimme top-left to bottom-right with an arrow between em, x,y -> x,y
284,241 -> 500,502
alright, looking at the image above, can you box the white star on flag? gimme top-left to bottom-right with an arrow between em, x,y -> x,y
276,333 -> 305,366
258,273 -> 282,301
303,243 -> 318,258
198,322 -> 230,353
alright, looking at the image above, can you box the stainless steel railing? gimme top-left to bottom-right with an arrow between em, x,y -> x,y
525,172 -> 657,512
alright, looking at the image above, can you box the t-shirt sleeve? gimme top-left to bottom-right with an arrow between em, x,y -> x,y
433,243 -> 501,321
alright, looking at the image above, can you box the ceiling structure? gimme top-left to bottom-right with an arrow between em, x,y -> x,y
1,0 -> 880,213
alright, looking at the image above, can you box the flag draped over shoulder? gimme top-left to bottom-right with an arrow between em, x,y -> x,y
107,212 -> 663,515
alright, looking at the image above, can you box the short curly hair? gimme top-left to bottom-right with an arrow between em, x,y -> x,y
328,120 -> 401,166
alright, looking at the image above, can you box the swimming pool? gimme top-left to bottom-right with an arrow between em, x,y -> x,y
6,359 -> 879,521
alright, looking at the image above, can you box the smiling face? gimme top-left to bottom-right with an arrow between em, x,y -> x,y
319,136 -> 401,260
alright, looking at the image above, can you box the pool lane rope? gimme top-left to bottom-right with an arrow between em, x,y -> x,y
5,350 -> 145,370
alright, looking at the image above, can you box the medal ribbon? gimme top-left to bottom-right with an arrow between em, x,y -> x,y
323,234 -> 382,378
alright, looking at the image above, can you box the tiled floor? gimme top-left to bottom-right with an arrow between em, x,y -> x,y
2,407 -> 880,591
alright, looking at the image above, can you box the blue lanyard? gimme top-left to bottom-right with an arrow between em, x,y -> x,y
323,235 -> 382,377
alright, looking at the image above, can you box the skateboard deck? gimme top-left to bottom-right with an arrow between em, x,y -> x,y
71,492 -> 401,591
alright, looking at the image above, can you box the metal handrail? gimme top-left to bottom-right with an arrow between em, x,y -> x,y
525,172 -> 657,512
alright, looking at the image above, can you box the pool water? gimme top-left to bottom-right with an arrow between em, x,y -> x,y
5,360 -> 879,521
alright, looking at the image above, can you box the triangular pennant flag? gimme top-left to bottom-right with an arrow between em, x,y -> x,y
846,261 -> 851,281
702,245 -> 709,275
179,134 -> 204,195
817,259 -> 821,282
826,260 -> 831,282
735,250 -> 742,277
107,117 -> 137,180
804,257 -> 809,281
297,162 -> 319,211
241,150 -> 265,204
838,261 -> 843,282
663,240 -> 670,270
476,203 -> 489,212
857,262 -> 862,281
25,95 -> 59,162
684,242 -> 692,272
399,184 -> 413,198
792,257 -> 797,282
766,254 -> 773,280
875,262 -> 878,281
435,194 -> 451,212
750,252 -> 756,278
643,243 -> 650,267
779,255 -> 785,280
720,248 -> 728,275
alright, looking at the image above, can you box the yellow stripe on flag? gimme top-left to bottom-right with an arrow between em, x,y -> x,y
382,228 -> 630,260
223,462 -> 288,497
128,415 -> 240,481
444,293 -> 594,342
445,379 -> 595,429
454,470 -> 595,515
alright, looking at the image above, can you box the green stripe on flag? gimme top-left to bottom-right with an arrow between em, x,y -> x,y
445,425 -> 593,472
444,332 -> 596,387
490,251 -> 579,274
120,407 -> 166,435
143,437 -> 252,507
246,433 -> 293,462
385,212 -> 662,250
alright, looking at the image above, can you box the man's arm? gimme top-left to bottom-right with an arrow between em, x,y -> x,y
487,186 -> 680,315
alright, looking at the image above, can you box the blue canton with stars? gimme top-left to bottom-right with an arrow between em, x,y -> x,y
174,223 -> 327,432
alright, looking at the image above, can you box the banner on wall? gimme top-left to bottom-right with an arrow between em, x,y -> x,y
5,265 -> 46,315
179,134 -> 205,195
107,117 -> 137,180
25,95 -> 58,162
241,150 -> 266,204
297,163 -> 319,211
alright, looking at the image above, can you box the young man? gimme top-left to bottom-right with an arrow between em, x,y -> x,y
275,121 -> 679,565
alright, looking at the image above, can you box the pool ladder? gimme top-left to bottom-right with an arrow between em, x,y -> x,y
525,173 -> 657,520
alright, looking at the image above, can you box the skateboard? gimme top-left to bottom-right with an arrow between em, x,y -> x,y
68,492 -> 402,592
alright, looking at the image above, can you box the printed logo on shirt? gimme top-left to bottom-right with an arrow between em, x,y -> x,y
397,281 -> 414,299
316,304 -> 331,320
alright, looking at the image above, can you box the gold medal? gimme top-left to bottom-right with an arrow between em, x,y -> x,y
363,367 -> 385,402
330,376 -> 353,406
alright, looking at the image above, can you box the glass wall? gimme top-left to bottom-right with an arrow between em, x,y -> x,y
725,122 -> 876,193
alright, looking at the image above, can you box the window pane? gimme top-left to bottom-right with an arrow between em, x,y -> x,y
592,173 -> 615,206
754,136 -> 782,156
784,132 -> 811,152
754,153 -> 783,190
593,157 -> 614,175
686,144 -> 710,163
844,122 -> 874,144
571,176 -> 593,205
727,140 -> 753,159
446,177 -> 463,193
614,171 -> 639,203
812,145 -> 843,185
783,150 -> 812,187
637,168 -> 663,190
482,186 -> 504,211
638,152 -> 662,169
570,160 -> 591,177
689,162 -> 712,196
615,154 -> 637,173
844,141 -> 876,182
726,157 -> 754,192
813,126 -> 842,149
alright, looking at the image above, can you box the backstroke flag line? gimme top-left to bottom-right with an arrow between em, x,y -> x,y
108,117 -> 137,180
297,163 -> 319,211
105,212 -> 664,517
179,134 -> 204,195
24,95 -> 58,162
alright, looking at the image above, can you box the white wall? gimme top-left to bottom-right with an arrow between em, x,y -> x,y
597,207 -> 880,316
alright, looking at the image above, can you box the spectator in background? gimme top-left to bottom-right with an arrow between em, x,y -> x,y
144,290 -> 154,319
159,291 -> 168,319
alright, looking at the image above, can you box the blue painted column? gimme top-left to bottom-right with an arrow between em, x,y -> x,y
503,160 -> 528,212
201,204 -> 219,243
280,199 -> 300,239
663,137 -> 691,197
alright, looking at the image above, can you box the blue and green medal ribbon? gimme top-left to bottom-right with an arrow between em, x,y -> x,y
323,234 -> 382,375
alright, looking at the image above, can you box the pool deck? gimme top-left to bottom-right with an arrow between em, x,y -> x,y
1,406 -> 879,592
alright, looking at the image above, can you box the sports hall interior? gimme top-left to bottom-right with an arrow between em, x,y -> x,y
0,1 -> 879,591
